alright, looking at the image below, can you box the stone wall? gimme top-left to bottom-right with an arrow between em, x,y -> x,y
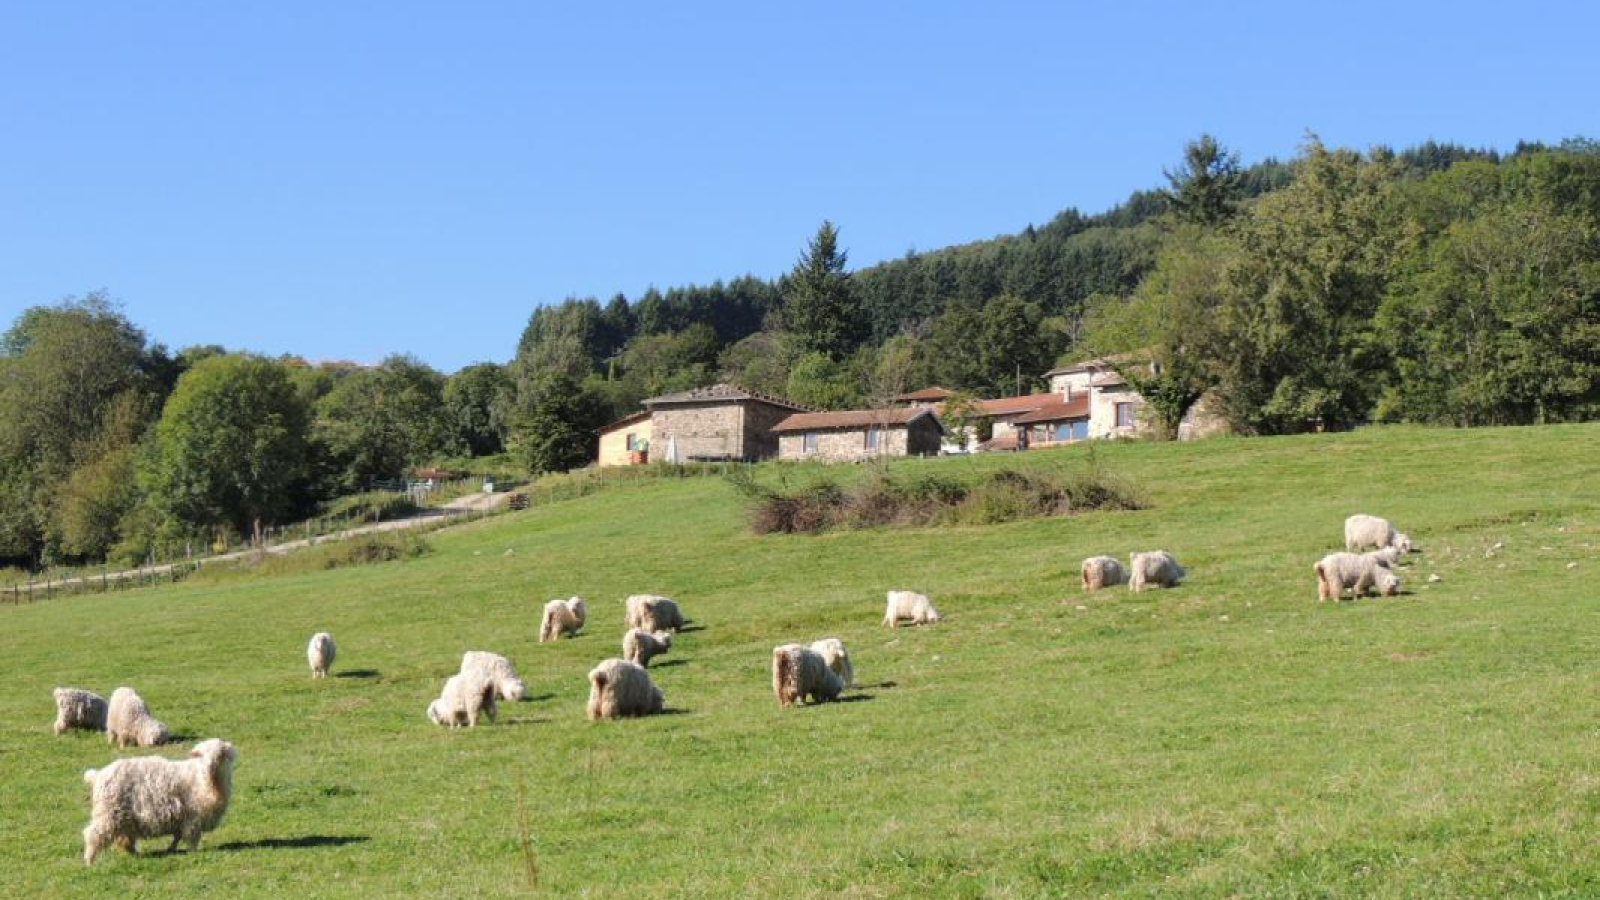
738,400 -> 794,460
651,403 -> 745,461
778,419 -> 941,462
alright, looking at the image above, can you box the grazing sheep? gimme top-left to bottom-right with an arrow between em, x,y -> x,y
586,658 -> 664,720
306,632 -> 336,678
1128,551 -> 1186,593
772,644 -> 844,707
621,628 -> 673,667
539,596 -> 587,642
460,651 -> 528,702
426,672 -> 498,728
1315,551 -> 1401,601
53,688 -> 109,736
1344,514 -> 1414,552
106,688 -> 169,748
624,594 -> 685,633
1080,555 -> 1129,592
1366,546 -> 1402,567
809,638 -> 854,688
882,590 -> 941,627
81,738 -> 237,865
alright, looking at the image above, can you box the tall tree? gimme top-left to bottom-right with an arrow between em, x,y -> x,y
313,355 -> 449,491
443,362 -> 514,457
510,372 -> 608,475
1163,134 -> 1243,226
143,355 -> 311,543
782,221 -> 864,359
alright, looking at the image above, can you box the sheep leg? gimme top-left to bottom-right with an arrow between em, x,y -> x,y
83,825 -> 111,865
167,834 -> 182,853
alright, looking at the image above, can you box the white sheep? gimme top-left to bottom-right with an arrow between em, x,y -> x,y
460,651 -> 528,702
1080,556 -> 1128,591
622,628 -> 673,667
1344,514 -> 1414,552
1128,551 -> 1186,592
81,738 -> 237,865
1315,551 -> 1401,601
1366,546 -> 1402,567
772,643 -> 844,707
586,658 -> 664,720
106,687 -> 169,748
53,688 -> 108,736
624,594 -> 686,633
426,671 -> 498,728
882,590 -> 941,627
809,638 -> 853,688
539,596 -> 588,642
306,632 -> 336,678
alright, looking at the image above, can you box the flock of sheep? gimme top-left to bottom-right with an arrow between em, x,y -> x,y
48,513 -> 1416,866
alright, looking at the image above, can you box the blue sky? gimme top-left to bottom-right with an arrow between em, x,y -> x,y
1,2 -> 1594,372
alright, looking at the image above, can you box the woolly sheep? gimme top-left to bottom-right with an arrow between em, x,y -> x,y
1345,514 -> 1414,553
306,632 -> 336,678
539,596 -> 587,642
586,658 -> 664,720
81,738 -> 237,865
1315,551 -> 1401,601
882,590 -> 941,627
1128,551 -> 1186,593
1080,555 -> 1129,592
106,688 -> 169,748
772,643 -> 844,707
426,672 -> 498,728
624,594 -> 685,633
622,628 -> 673,667
460,651 -> 528,702
53,688 -> 108,736
809,638 -> 853,689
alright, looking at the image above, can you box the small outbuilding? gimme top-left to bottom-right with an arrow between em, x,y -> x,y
596,410 -> 653,467
643,383 -> 810,463
773,407 -> 944,462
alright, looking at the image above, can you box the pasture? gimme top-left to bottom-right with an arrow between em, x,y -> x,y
3,424 -> 1598,898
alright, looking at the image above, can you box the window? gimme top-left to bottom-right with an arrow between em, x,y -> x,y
1071,420 -> 1089,440
1116,402 -> 1135,428
1053,423 -> 1071,442
864,428 -> 879,450
625,433 -> 638,451
802,432 -> 817,453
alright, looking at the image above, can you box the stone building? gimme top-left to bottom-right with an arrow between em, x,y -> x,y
773,407 -> 945,462
642,383 -> 810,462
1046,355 -> 1227,440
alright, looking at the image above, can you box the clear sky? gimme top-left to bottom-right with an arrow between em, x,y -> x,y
1,2 -> 1594,372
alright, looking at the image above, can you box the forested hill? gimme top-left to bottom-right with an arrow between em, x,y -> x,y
3,135 -> 1595,571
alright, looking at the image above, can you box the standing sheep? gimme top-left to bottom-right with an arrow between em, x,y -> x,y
106,688 -> 169,748
1080,556 -> 1128,592
882,590 -> 941,627
53,688 -> 108,736
1315,551 -> 1401,601
621,628 -> 673,667
426,672 -> 498,728
586,658 -> 664,720
460,651 -> 528,701
772,643 -> 844,707
1344,514 -> 1414,552
624,594 -> 685,633
1128,551 -> 1186,593
306,632 -> 336,678
809,638 -> 853,689
81,738 -> 237,865
539,596 -> 588,642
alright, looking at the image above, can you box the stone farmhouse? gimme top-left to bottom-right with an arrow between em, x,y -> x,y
772,407 -> 944,462
604,383 -> 809,464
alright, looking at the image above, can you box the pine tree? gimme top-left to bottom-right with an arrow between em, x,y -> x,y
782,221 -> 865,360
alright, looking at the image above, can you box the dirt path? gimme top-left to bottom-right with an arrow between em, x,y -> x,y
28,491 -> 513,592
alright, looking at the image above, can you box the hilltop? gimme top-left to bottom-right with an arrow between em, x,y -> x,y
3,424 -> 1598,897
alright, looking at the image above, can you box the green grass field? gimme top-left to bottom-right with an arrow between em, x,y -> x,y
4,425 -> 1598,898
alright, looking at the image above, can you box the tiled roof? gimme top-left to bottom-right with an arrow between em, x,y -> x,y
643,383 -> 810,411
1091,372 -> 1128,387
595,409 -> 651,433
1011,396 -> 1090,425
967,393 -> 1062,416
1046,351 -> 1145,377
893,386 -> 955,402
773,407 -> 942,433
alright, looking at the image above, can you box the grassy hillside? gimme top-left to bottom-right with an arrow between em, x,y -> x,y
3,425 -> 1598,898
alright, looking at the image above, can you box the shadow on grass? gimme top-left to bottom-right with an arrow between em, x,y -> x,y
334,669 -> 381,680
837,694 -> 875,704
657,707 -> 692,716
523,692 -> 557,703
864,681 -> 897,690
215,835 -> 369,852
677,623 -> 707,633
494,717 -> 548,727
650,659 -> 688,668
162,732 -> 201,744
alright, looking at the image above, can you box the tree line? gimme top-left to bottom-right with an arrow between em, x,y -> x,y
4,133 -> 1594,570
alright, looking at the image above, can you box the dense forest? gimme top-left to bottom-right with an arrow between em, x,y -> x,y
2,134 -> 1596,570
